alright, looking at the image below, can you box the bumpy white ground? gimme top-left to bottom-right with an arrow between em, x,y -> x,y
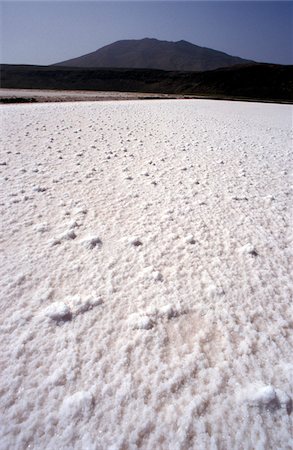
0,100 -> 292,450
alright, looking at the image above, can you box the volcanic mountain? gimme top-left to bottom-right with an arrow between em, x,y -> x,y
54,38 -> 253,72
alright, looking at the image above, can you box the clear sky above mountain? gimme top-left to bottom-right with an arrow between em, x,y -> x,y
1,1 -> 292,66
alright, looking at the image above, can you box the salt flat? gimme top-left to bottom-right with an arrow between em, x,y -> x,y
0,100 -> 292,449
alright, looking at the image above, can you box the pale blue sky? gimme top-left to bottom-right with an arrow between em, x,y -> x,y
1,1 -> 292,65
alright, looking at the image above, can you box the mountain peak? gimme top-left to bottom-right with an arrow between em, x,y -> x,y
54,38 -> 253,72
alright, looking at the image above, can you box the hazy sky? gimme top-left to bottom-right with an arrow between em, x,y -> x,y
1,1 -> 292,65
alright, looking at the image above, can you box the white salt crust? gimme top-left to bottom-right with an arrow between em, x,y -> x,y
0,99 -> 292,449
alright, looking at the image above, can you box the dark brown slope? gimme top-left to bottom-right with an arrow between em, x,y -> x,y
1,63 -> 292,103
53,38 -> 253,72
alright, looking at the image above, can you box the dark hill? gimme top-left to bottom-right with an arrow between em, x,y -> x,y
1,63 -> 292,103
54,38 -> 253,72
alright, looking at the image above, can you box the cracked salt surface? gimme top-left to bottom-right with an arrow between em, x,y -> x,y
0,100 -> 292,449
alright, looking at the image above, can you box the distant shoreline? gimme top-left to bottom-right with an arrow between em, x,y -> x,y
1,63 -> 292,104
1,88 -> 292,105
0,88 -> 182,104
